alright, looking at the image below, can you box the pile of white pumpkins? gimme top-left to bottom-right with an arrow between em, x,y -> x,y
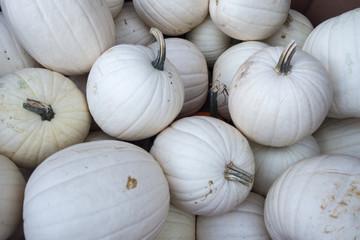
0,0 -> 359,239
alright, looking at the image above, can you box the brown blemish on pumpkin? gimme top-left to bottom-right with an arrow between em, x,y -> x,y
168,72 -> 173,78
338,200 -> 348,206
216,0 -> 219,5
126,176 -> 137,190
281,34 -> 286,39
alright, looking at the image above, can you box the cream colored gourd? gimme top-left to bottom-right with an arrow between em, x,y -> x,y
264,154 -> 360,239
87,28 -> 184,141
155,204 -> 196,240
133,0 -> 209,36
114,2 -> 155,46
250,135 -> 320,197
0,12 -> 36,77
314,117 -> 360,157
263,9 -> 314,48
149,38 -> 208,118
229,41 -> 333,147
104,0 -> 124,18
303,8 -> 360,118
23,140 -> 170,240
150,116 -> 255,216
186,15 -> 231,67
209,0 -> 291,40
212,41 -> 269,120
197,192 -> 270,240
0,68 -> 91,169
0,154 -> 26,240
1,0 -> 115,76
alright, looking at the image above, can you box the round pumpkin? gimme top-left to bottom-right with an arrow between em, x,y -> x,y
1,0 -> 115,76
0,67 -> 91,169
150,116 -> 255,216
23,140 -> 170,240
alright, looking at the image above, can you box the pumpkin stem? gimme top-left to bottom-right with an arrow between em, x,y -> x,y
150,27 -> 166,71
23,98 -> 55,121
284,13 -> 293,26
224,162 -> 254,187
209,80 -> 220,118
274,40 -> 297,75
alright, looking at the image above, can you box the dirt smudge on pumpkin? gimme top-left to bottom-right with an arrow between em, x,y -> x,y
201,180 -> 215,201
281,33 -> 287,39
126,176 -> 137,190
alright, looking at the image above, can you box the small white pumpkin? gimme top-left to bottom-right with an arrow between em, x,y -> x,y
150,116 -> 255,216
0,154 -> 26,240
104,0 -> 124,19
149,38 -> 208,118
229,41 -> 333,147
250,135 -> 320,197
0,12 -> 36,77
87,28 -> 184,141
0,68 -> 91,169
212,41 -> 269,120
263,9 -> 314,48
186,15 -> 231,67
1,0 -> 115,76
197,192 -> 270,240
133,0 -> 209,36
303,8 -> 360,118
114,1 -> 155,46
264,154 -> 360,239
314,117 -> 360,157
209,0 -> 291,40
23,140 -> 170,240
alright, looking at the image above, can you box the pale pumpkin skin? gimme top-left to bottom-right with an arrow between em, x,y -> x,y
250,135 -> 320,197
150,116 -> 255,216
209,0 -> 291,40
263,9 -> 314,48
148,38 -> 209,118
197,192 -> 271,240
303,8 -> 360,118
23,140 -> 170,240
0,13 -> 36,77
155,204 -> 196,240
229,44 -> 333,147
114,2 -> 155,46
133,0 -> 209,36
212,41 -> 269,120
264,154 -> 360,240
104,0 -> 124,18
0,68 -> 91,169
313,117 -> 360,157
0,154 -> 26,240
1,0 -> 115,76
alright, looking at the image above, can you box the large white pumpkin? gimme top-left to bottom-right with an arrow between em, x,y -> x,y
150,116 -> 255,216
303,8 -> 360,118
0,68 -> 91,169
229,41 -> 333,147
1,0 -> 115,76
87,28 -> 184,141
23,140 -> 170,240
264,154 -> 360,239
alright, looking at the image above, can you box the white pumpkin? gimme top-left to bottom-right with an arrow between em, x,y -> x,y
1,0 -> 115,76
133,0 -> 209,36
314,117 -> 360,157
150,116 -> 255,216
264,154 -> 360,239
263,9 -> 314,48
149,38 -> 208,118
209,0 -> 291,40
155,204 -> 196,240
212,41 -> 269,120
186,15 -> 231,67
229,41 -> 333,147
0,68 -> 91,169
197,192 -> 270,240
114,1 -> 155,46
250,135 -> 320,197
104,0 -> 124,18
0,12 -> 36,77
0,154 -> 26,240
87,28 -> 184,141
23,140 -> 170,240
303,8 -> 360,118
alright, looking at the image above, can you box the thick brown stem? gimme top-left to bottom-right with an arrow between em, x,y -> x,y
274,40 -> 297,76
23,98 -> 55,121
224,162 -> 254,187
150,27 -> 166,71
